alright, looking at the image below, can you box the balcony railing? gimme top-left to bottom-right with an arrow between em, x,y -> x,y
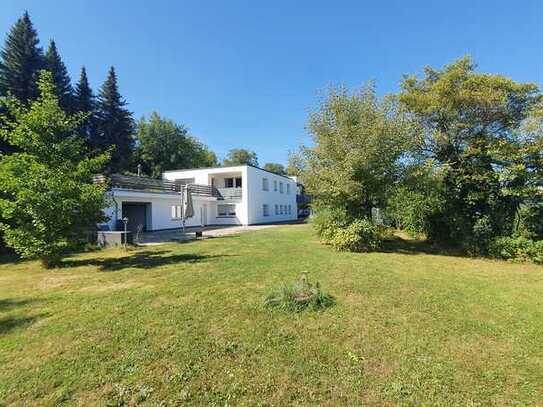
216,187 -> 242,200
94,174 -> 177,193
94,174 -> 243,200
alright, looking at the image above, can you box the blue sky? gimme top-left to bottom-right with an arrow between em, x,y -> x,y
1,1 -> 542,165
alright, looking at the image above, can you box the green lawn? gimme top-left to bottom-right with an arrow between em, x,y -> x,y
1,224 -> 542,406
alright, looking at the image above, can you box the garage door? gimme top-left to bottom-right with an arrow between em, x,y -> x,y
122,203 -> 148,232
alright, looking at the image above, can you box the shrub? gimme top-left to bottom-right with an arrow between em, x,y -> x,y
311,207 -> 350,242
488,236 -> 543,264
328,219 -> 384,252
264,273 -> 334,312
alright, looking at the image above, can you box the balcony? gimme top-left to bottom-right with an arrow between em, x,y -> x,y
215,187 -> 242,200
94,174 -> 242,200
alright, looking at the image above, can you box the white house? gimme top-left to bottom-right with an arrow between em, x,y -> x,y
100,165 -> 298,232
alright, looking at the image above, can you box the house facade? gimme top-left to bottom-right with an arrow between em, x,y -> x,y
100,165 -> 298,232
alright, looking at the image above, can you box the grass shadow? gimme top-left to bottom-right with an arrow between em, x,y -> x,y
379,235 -> 465,258
0,298 -> 38,312
60,249 -> 232,272
0,314 -> 44,336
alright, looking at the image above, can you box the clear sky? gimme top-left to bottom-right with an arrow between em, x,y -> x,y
1,1 -> 542,165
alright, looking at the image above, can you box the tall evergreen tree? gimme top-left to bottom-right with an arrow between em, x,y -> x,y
73,66 -> 97,145
96,66 -> 134,173
44,40 -> 73,112
0,11 -> 43,103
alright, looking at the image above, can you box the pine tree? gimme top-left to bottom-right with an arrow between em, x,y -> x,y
73,66 -> 97,145
96,66 -> 134,173
0,11 -> 44,103
44,40 -> 73,112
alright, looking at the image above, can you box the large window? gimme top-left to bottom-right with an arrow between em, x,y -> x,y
286,184 -> 290,194
218,204 -> 236,217
263,204 -> 270,216
262,178 -> 269,191
274,180 -> 277,191
224,177 -> 241,188
279,182 -> 284,193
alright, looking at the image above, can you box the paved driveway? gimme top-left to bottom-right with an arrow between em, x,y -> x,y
139,224 -> 287,245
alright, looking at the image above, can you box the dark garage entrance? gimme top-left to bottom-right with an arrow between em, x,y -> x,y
121,202 -> 149,233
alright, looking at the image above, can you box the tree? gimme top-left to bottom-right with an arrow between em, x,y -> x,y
399,56 -> 541,253
0,71 -> 109,267
0,12 -> 43,103
44,40 -> 73,112
263,162 -> 286,175
223,148 -> 258,166
286,150 -> 306,178
134,112 -> 217,178
73,66 -> 98,146
96,66 -> 134,173
302,83 -> 417,220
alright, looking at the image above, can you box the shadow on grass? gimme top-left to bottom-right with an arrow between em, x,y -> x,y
60,249 -> 231,272
0,298 -> 38,312
379,235 -> 464,257
0,314 -> 43,336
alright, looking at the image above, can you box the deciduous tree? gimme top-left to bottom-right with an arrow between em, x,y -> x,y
134,112 -> 217,178
223,148 -> 258,166
0,71 -> 109,267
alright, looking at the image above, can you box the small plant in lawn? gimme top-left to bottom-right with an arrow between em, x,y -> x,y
264,272 -> 335,312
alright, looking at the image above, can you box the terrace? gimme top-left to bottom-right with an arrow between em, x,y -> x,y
93,174 -> 241,200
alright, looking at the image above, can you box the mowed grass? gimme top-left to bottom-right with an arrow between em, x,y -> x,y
1,224 -> 542,406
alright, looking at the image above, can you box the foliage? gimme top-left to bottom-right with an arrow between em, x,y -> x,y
328,219 -> 385,252
386,164 -> 444,237
286,149 -> 306,177
134,112 -> 217,178
264,273 -> 334,312
399,56 -> 541,254
0,71 -> 109,267
73,66 -> 98,146
0,12 -> 43,104
96,66 -> 135,173
44,40 -> 73,112
262,162 -> 286,175
311,205 -> 350,242
488,236 -> 543,264
302,83 -> 417,220
223,148 -> 258,166
312,207 -> 385,252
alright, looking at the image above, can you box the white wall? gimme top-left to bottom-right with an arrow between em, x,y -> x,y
246,166 -> 297,224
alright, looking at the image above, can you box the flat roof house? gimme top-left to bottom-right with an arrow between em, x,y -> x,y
99,165 -> 298,233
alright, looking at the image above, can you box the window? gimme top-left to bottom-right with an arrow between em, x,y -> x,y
288,205 -> 291,215
235,177 -> 242,188
262,178 -> 269,191
274,180 -> 277,191
286,184 -> 290,194
275,204 -> 279,215
280,205 -> 284,215
263,204 -> 270,216
218,204 -> 236,217
224,178 -> 234,188
171,205 -> 182,219
279,182 -> 284,193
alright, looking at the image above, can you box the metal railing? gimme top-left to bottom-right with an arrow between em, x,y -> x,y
216,187 -> 242,200
94,175 -> 243,200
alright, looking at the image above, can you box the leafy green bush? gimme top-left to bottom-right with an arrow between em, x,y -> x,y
264,273 -> 334,312
488,236 -> 543,263
311,207 -> 350,242
329,219 -> 384,252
